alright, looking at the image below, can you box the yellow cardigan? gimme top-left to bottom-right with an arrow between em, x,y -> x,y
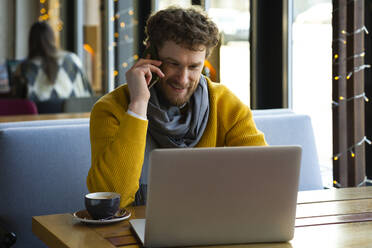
87,78 -> 267,207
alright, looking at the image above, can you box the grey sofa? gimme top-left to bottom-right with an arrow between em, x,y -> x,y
0,121 -> 90,247
0,110 -> 323,247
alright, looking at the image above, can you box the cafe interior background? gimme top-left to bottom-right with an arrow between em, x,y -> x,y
0,0 -> 372,189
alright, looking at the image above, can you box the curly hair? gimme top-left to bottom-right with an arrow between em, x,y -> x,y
145,6 -> 219,57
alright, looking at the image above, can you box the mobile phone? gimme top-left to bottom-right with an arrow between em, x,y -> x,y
142,44 -> 160,89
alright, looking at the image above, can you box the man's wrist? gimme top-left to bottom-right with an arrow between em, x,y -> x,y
127,110 -> 147,120
128,100 -> 148,118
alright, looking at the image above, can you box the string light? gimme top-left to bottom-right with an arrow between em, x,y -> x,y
333,180 -> 341,188
57,22 -> 63,31
332,26 -> 369,45
345,26 -> 369,36
356,177 -> 372,187
38,0 -> 63,32
114,7 -> 133,16
111,4 -> 141,83
332,0 -> 369,187
332,92 -> 369,107
333,51 -> 365,64
333,136 -> 372,160
333,38 -> 347,44
333,64 -> 371,80
350,51 -> 365,59
115,37 -> 135,46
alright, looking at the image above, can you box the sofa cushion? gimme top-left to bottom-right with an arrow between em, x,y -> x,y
254,114 -> 323,191
0,124 -> 91,247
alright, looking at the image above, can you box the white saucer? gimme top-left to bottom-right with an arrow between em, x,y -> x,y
73,208 -> 131,224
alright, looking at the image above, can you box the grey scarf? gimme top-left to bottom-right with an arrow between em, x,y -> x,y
147,75 -> 210,148
137,76 -> 209,192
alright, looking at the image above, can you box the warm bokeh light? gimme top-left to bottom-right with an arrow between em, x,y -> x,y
83,44 -> 94,55
40,14 -> 49,21
57,23 -> 63,31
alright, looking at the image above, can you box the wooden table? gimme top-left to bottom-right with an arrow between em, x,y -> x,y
0,112 -> 90,123
32,187 -> 372,248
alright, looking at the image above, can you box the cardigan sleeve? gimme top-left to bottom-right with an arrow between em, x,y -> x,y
87,96 -> 148,207
215,83 -> 267,147
225,107 -> 267,146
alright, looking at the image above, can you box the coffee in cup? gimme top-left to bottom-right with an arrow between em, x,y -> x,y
84,192 -> 121,220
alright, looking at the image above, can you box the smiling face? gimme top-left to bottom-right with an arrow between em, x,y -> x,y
156,41 -> 206,107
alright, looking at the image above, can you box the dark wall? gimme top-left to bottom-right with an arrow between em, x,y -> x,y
61,0 -> 75,53
250,0 -> 287,109
137,1 -> 152,59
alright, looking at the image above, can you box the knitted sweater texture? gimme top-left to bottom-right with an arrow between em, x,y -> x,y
87,78 -> 267,207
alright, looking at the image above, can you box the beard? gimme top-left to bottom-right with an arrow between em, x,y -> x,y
155,77 -> 199,107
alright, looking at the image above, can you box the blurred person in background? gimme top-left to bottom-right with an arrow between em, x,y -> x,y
12,21 -> 92,101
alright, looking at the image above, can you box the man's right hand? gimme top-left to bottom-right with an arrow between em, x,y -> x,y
125,58 -> 164,118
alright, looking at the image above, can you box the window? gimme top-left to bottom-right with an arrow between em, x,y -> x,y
208,0 -> 250,106
292,0 -> 333,187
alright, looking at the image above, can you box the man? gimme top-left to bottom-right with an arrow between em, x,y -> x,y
87,6 -> 267,208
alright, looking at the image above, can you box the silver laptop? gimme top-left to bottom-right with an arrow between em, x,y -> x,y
130,145 -> 302,247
